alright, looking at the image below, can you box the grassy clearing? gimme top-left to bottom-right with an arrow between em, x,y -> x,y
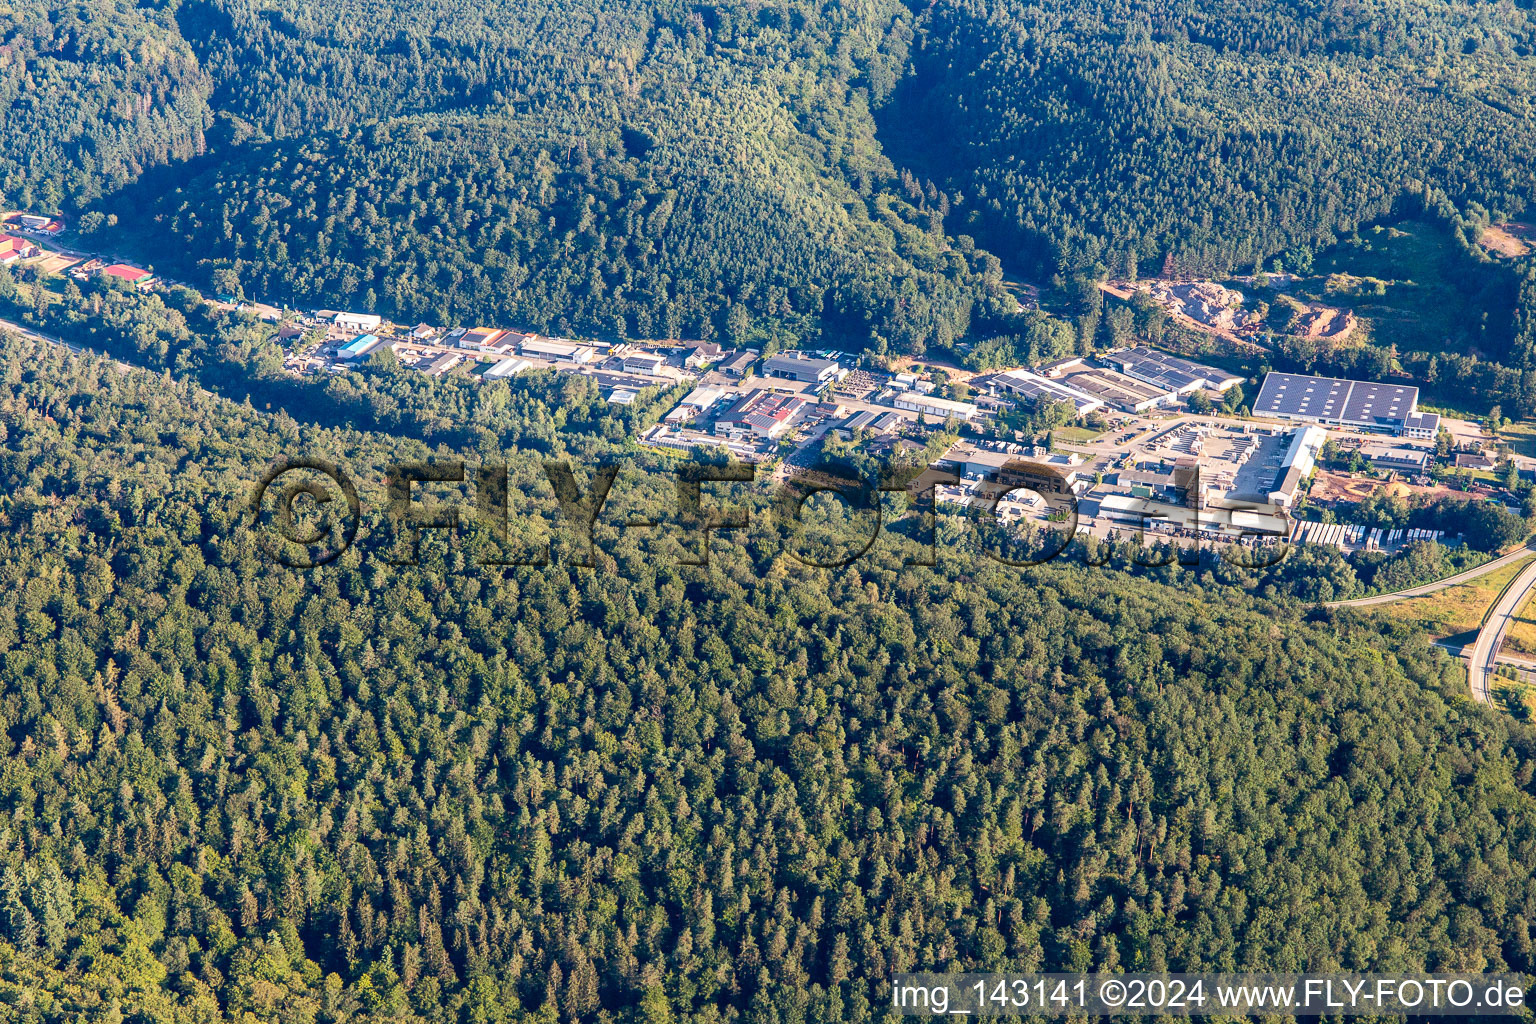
1371,554 -> 1534,647
1300,220 -> 1517,359
1054,425 -> 1106,444
1504,588 -> 1536,657
1491,676 -> 1536,719
1501,421 -> 1536,461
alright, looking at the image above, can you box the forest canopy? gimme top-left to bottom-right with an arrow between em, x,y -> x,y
10,0 -> 1536,1020
883,0 -> 1536,279
0,330 -> 1535,1022
7,0 -> 1534,352
0,0 -> 212,209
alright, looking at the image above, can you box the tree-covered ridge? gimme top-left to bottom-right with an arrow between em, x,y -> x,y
85,0 -> 1011,347
110,113 -> 1006,349
0,332 -> 1534,1022
0,0 -> 212,210
886,0 -> 1536,278
174,0 -> 914,137
11,0 -> 1536,350
1098,0 -> 1536,57
174,0 -> 659,137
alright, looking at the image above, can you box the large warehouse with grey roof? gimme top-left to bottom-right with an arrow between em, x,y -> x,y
1105,347 -> 1244,395
1254,372 -> 1440,438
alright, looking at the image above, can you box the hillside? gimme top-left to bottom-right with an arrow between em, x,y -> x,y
0,0 -> 212,209
0,332 -> 1533,1019
96,0 -> 1010,351
12,1 -> 1536,1019
103,115 -> 1005,352
883,0 -> 1536,279
6,0 -> 1527,354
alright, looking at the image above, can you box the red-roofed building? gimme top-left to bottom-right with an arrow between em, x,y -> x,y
713,391 -> 807,439
100,264 -> 156,289
0,235 -> 37,264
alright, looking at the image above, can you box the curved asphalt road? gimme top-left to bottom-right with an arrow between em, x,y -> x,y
1327,542 -> 1536,608
1466,557 -> 1536,703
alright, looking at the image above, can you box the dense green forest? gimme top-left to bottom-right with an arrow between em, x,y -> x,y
884,0 -> 1536,280
107,118 -> 1005,352
89,0 -> 1013,351
1,331 -> 1536,1023
12,2 -> 1536,1018
0,0 -> 212,210
6,0 -> 1512,354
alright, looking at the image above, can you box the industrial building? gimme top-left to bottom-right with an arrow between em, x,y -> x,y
763,351 -> 840,383
1053,367 -> 1167,412
831,409 -> 903,440
100,264 -> 156,290
1253,372 -> 1436,436
720,349 -> 759,377
1105,347 -> 1244,394
893,393 -> 981,422
337,333 -> 384,359
664,387 -> 725,424
986,370 -> 1103,416
520,338 -> 596,363
457,327 -> 510,351
1402,411 -> 1441,439
1091,494 -> 1288,541
334,311 -> 383,333
1266,426 -> 1326,508
1115,457 -> 1202,505
1361,443 -> 1431,475
621,352 -> 667,376
482,357 -> 533,379
937,443 -> 1087,494
714,391 -> 807,438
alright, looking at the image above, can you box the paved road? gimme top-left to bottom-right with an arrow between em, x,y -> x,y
1326,542 -> 1536,608
0,314 -> 130,369
1466,556 -> 1536,703
1,314 -> 89,355
0,315 -> 216,398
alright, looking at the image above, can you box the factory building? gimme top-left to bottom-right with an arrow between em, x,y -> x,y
714,391 -> 807,438
1254,372 -> 1438,437
1266,426 -> 1326,508
482,357 -> 533,379
893,393 -> 981,422
1105,347 -> 1244,394
763,351 -> 841,383
337,334 -> 388,360
986,370 -> 1103,417
520,338 -> 597,363
621,352 -> 667,376
1360,443 -> 1431,475
333,311 -> 383,333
